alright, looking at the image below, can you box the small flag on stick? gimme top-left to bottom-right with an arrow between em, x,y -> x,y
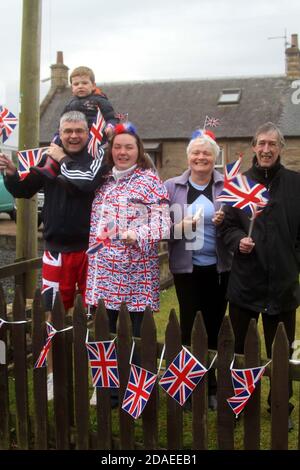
0,105 -> 18,143
88,108 -> 106,159
203,115 -> 220,129
17,147 -> 49,180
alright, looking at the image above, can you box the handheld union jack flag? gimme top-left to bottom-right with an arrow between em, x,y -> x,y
34,322 -> 57,369
17,147 -> 49,180
86,339 -> 120,388
203,115 -> 220,129
88,108 -> 106,159
0,105 -> 18,143
227,389 -> 251,418
159,347 -> 207,406
224,153 -> 244,181
122,364 -> 157,419
115,112 -> 129,122
86,220 -> 115,255
216,173 -> 269,217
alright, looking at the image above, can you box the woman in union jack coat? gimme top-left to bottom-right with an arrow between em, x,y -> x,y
85,123 -> 170,337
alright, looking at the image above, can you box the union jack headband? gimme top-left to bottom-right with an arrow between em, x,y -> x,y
113,122 -> 137,136
187,129 -> 220,156
191,129 -> 217,141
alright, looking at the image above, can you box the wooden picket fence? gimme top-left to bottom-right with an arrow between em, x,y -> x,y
0,284 -> 300,450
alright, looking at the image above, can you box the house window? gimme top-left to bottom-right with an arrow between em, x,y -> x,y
215,147 -> 224,168
143,142 -> 162,169
218,89 -> 241,104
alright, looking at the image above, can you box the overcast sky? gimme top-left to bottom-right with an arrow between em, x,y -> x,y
1,0 -> 300,136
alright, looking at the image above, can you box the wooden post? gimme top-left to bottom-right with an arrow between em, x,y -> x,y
73,294 -> 89,450
118,302 -> 135,450
94,299 -> 113,450
52,293 -> 70,449
217,315 -> 235,450
16,0 -> 42,298
32,289 -> 48,449
141,306 -> 158,450
12,285 -> 29,449
191,311 -> 208,450
244,318 -> 261,450
0,285 -> 10,449
165,309 -> 183,450
271,322 -> 289,450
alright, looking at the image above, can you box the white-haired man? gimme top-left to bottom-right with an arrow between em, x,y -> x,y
220,122 -> 300,430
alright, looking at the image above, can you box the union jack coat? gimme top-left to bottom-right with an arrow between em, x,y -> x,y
86,168 -> 169,311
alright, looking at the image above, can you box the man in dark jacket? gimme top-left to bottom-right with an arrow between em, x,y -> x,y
0,110 -> 105,312
220,122 -> 300,428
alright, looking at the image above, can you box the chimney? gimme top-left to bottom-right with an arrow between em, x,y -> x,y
285,34 -> 300,80
50,51 -> 69,89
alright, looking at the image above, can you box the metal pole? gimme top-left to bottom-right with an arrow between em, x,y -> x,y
17,0 -> 42,298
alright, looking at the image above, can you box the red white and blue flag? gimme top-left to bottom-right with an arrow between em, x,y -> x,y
42,251 -> 62,309
216,173 -> 269,217
122,364 -> 157,419
0,105 -> 18,142
224,153 -> 244,181
115,112 -> 128,122
226,362 -> 270,417
159,347 -> 207,406
230,364 -> 267,395
227,389 -> 251,417
17,147 -> 49,180
34,322 -> 57,368
88,108 -> 106,159
86,339 -> 120,388
203,115 -> 220,129
86,220 -> 115,255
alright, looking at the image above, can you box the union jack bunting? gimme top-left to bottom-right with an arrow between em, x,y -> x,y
122,364 -> 157,419
86,220 -> 115,255
17,147 -> 49,180
86,339 -> 120,388
34,322 -> 57,368
88,108 -> 106,159
159,347 -> 207,406
231,364 -> 267,395
216,173 -> 269,217
227,389 -> 251,418
224,154 -> 243,181
226,362 -> 269,417
203,115 -> 220,129
0,105 -> 18,142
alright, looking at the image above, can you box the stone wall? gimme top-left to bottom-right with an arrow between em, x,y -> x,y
159,137 -> 300,181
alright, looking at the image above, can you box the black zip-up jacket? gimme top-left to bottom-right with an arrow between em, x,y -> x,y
62,93 -> 119,130
4,147 -> 105,253
220,157 -> 300,315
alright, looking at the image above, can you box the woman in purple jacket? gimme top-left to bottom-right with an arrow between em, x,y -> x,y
164,129 -> 232,410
